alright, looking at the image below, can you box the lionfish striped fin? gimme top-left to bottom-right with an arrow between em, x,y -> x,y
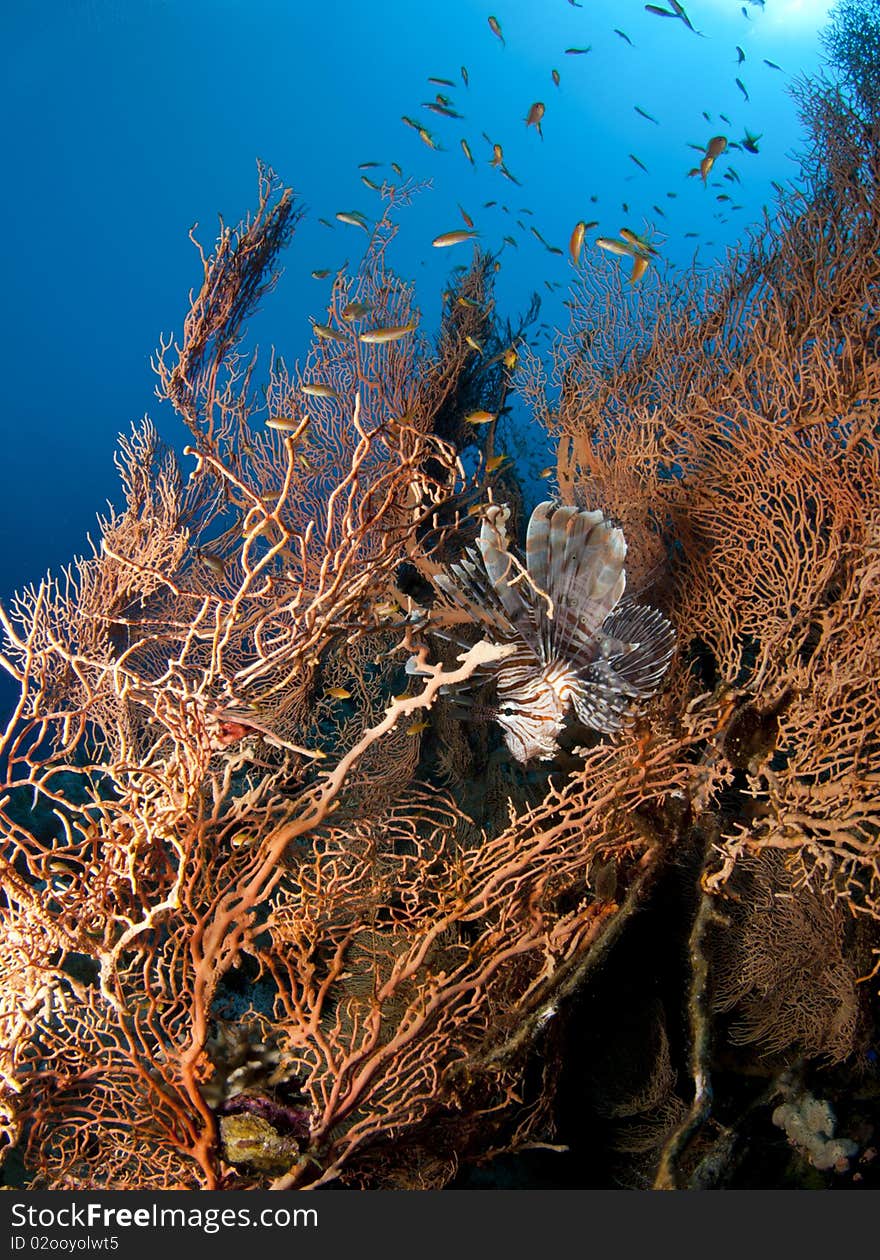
433,559 -> 511,640
477,506 -> 542,653
525,502 -> 554,658
594,602 -> 676,695
535,505 -> 625,661
571,665 -> 634,734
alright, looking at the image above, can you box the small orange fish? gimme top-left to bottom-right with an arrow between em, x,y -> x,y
486,453 -> 508,473
569,220 -> 586,266
312,322 -> 346,341
200,552 -> 225,578
358,321 -> 418,344
488,15 -> 504,45
406,720 -> 429,735
327,687 -> 352,700
342,301 -> 372,320
433,228 -> 479,247
464,410 -> 496,425
525,101 -> 545,137
301,383 -> 341,399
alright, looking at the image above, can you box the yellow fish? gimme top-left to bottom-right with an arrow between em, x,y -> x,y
629,254 -> 650,284
200,552 -> 226,578
327,687 -> 352,700
433,228 -> 479,247
312,322 -> 347,341
358,321 -> 418,343
406,720 -> 429,735
619,227 -> 658,256
336,210 -> 368,230
569,220 -> 586,266
465,335 -> 483,353
539,466 -> 555,479
301,383 -> 341,399
230,831 -> 258,850
461,137 -> 475,164
266,415 -> 300,432
341,300 -> 372,320
503,345 -> 518,369
488,15 -> 504,45
486,453 -> 508,473
490,142 -> 504,166
525,101 -> 545,137
464,410 -> 496,425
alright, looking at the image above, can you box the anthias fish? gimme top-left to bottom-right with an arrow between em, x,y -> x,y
569,220 -> 586,265
358,322 -> 419,343
312,323 -> 346,342
525,101 -> 545,136
433,229 -> 479,247
336,211 -> 368,230
301,383 -> 341,399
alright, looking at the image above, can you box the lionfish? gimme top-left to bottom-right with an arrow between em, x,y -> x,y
412,501 -> 675,762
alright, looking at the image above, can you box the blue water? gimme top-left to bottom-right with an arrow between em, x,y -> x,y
0,0 -> 834,717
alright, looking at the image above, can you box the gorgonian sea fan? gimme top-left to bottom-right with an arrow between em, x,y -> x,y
419,501 -> 676,761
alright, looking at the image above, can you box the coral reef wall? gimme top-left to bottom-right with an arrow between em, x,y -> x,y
1,4 -> 878,1190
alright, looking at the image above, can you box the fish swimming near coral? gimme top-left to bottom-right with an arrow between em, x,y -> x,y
412,502 -> 675,761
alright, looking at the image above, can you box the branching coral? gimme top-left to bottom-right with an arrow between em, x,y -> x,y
1,12 -> 879,1189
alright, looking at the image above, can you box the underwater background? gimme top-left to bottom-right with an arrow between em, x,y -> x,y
2,0 -> 878,1193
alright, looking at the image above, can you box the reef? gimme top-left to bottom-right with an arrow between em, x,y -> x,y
0,0 -> 878,1191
